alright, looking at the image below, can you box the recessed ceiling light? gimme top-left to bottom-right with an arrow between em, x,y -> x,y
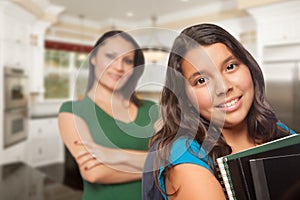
126,12 -> 134,17
180,0 -> 189,2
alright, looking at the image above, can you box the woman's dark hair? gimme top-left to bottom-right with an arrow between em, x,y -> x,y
86,30 -> 145,106
151,23 -> 290,194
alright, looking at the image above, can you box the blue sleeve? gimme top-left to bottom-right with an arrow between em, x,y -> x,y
277,121 -> 296,134
158,137 -> 213,200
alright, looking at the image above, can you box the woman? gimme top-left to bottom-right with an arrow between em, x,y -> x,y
58,30 -> 159,200
143,23 -> 296,200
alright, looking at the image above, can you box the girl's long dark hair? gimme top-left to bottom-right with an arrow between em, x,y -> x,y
86,30 -> 145,106
151,23 -> 290,194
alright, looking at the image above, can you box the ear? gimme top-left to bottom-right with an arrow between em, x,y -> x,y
91,56 -> 96,66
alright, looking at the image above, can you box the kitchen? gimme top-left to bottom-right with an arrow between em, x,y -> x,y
0,0 -> 299,199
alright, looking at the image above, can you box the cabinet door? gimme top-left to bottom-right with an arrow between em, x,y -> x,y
29,139 -> 48,163
0,10 -> 32,67
27,118 -> 64,167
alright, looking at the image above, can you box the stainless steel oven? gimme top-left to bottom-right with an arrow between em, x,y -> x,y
4,108 -> 28,148
3,67 -> 29,148
4,67 -> 28,109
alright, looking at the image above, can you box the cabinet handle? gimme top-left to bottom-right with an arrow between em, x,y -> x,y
38,147 -> 43,155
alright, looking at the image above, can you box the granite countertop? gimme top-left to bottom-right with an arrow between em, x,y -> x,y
0,162 -> 82,200
30,113 -> 58,119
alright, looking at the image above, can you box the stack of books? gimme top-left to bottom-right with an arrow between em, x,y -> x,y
217,134 -> 300,200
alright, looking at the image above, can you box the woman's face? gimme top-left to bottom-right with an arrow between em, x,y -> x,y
91,35 -> 135,91
182,43 -> 254,129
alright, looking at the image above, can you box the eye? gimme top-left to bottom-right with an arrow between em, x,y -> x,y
225,63 -> 237,72
124,58 -> 134,65
195,77 -> 208,85
105,53 -> 115,59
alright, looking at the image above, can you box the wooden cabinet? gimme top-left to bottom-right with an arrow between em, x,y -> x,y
26,118 -> 64,167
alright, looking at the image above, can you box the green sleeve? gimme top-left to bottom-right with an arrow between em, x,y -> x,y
59,101 -> 73,113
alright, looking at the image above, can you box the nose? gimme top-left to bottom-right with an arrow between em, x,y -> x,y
111,57 -> 124,71
215,75 -> 233,96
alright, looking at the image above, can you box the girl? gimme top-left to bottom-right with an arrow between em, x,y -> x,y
144,23 -> 295,200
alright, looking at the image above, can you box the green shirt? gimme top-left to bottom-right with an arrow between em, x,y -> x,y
59,95 -> 159,200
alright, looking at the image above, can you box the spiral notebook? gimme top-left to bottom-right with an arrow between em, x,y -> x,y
216,134 -> 300,200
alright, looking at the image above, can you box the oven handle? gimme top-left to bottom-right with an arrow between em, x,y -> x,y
5,107 -> 29,117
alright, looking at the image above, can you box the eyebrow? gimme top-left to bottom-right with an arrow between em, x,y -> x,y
105,50 -> 117,54
221,55 -> 236,67
187,55 -> 236,81
188,71 -> 203,82
106,50 -> 134,57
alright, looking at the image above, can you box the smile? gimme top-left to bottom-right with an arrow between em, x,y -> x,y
216,97 -> 241,109
109,73 -> 123,80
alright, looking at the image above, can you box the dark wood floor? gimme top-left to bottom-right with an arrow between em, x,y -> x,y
37,162 -> 83,191
37,163 -> 65,183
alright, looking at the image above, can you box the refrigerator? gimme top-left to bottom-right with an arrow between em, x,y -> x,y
263,60 -> 300,133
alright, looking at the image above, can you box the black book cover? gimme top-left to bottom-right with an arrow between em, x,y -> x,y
227,142 -> 300,200
249,153 -> 300,200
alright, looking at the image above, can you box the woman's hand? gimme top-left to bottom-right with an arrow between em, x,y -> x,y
75,150 -> 103,171
59,112 -> 145,183
74,139 -> 147,172
74,140 -> 128,166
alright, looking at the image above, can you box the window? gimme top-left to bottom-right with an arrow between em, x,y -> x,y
44,41 -> 92,100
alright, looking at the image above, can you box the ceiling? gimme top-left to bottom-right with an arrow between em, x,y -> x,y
47,0 -> 292,29
40,0 -> 288,45
11,0 -> 289,38
48,0 -> 238,28
10,0 -> 288,31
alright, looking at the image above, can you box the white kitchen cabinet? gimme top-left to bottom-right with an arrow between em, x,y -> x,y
26,118 -> 64,167
260,16 -> 300,46
0,2 -> 36,165
248,1 -> 300,47
2,40 -> 32,68
0,2 -> 34,69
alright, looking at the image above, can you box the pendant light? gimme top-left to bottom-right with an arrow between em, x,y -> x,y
142,15 -> 169,64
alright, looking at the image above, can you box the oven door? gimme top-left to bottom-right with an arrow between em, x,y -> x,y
4,69 -> 28,109
4,108 -> 28,148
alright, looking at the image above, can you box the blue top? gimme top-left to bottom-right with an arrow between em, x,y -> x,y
156,121 -> 296,200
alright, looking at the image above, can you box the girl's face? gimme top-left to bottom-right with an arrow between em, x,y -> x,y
91,36 -> 135,91
182,43 -> 254,129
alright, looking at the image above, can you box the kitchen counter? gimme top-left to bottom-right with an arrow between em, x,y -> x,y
0,162 -> 82,200
30,114 -> 58,119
